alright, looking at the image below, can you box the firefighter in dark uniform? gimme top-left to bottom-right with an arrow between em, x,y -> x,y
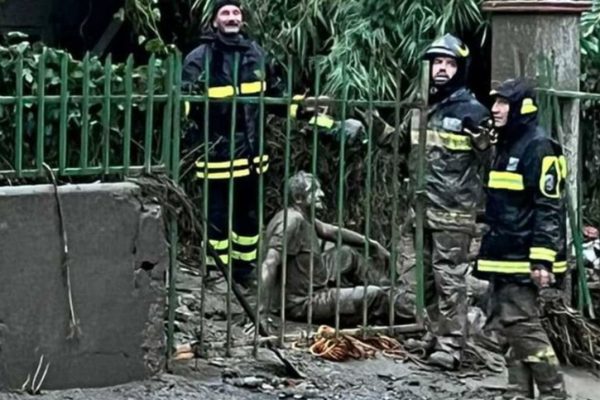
181,0 -> 288,282
475,78 -> 567,399
409,34 -> 491,368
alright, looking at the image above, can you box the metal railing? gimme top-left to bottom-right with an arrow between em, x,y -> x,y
0,48 -> 430,360
0,50 -> 178,178
536,82 -> 599,317
178,53 -> 430,358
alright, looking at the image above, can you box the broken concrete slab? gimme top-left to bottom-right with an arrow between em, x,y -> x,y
0,183 -> 167,390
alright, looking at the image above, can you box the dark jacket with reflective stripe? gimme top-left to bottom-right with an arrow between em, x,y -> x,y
410,87 -> 490,232
182,32 -> 286,172
475,121 -> 567,280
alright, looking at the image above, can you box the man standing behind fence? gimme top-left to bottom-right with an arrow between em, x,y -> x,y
476,78 -> 567,399
181,0 -> 290,284
409,34 -> 492,369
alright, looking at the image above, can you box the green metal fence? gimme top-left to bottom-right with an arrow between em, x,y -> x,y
0,48 -> 430,360
178,52 -> 429,358
3,46 -> 596,364
537,83 -> 600,318
0,50 -> 178,179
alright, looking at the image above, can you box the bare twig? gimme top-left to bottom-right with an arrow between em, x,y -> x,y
43,163 -> 82,340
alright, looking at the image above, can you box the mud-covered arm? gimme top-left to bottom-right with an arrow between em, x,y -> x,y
260,248 -> 282,313
314,220 -> 390,258
259,213 -> 303,313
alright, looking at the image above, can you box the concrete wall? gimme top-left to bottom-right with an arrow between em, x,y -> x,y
0,183 -> 167,390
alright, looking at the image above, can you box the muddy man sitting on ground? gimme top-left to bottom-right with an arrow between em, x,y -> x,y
259,171 -> 414,326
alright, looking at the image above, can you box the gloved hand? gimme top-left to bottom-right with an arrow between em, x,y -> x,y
463,118 -> 497,151
302,95 -> 331,114
530,264 -> 555,288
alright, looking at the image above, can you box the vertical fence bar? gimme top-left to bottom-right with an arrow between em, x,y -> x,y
145,54 -> 157,173
253,55 -> 266,356
415,62 -> 429,320
551,94 -> 594,316
167,51 -> 183,363
161,54 -> 174,168
15,53 -> 24,177
59,52 -> 69,174
36,48 -> 46,175
226,52 -> 240,356
102,55 -> 112,175
362,59 -> 375,336
335,68 -> 349,334
307,62 -> 322,339
81,53 -> 90,169
199,50 -> 212,357
389,63 -> 402,332
123,55 -> 133,174
280,55 -> 294,345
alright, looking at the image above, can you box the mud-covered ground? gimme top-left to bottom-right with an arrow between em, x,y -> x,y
4,350 -> 600,399
4,235 -> 600,400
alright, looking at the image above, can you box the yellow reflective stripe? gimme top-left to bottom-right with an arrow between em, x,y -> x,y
553,261 -> 568,273
525,347 -> 558,364
540,156 -> 561,199
558,155 -> 567,178
252,155 -> 269,164
478,259 -> 531,273
209,239 -> 229,250
232,233 -> 259,246
255,163 -> 269,174
240,81 -> 267,94
184,101 -> 191,116
290,95 -> 305,118
195,159 -> 249,169
196,169 -> 250,179
479,259 -> 567,273
530,247 -> 557,263
520,98 -> 538,114
309,114 -> 335,129
208,85 -> 236,98
410,129 -> 471,151
438,132 -> 472,150
488,171 -> 525,191
231,249 -> 257,261
207,255 -> 230,264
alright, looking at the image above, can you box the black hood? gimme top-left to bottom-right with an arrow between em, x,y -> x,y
423,34 -> 471,104
491,78 -> 538,143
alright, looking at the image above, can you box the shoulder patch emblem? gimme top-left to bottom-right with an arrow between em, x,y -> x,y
441,117 -> 463,133
544,173 -> 556,193
506,157 -> 520,172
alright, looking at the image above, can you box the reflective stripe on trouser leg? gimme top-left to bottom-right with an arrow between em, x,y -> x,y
204,178 -> 230,265
231,171 -> 259,278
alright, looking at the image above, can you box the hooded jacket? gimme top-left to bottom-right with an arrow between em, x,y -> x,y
475,79 -> 568,281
